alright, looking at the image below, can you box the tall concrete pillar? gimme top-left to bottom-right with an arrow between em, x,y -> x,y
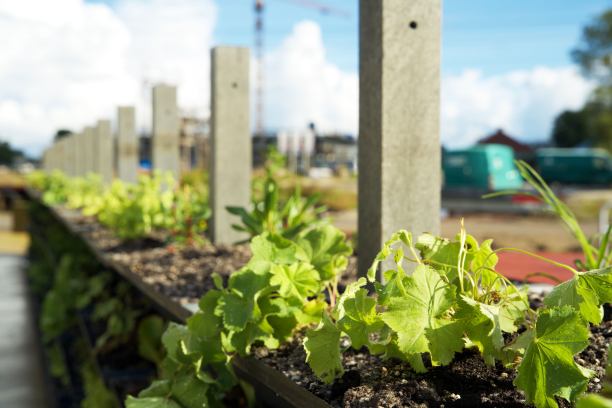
96,119 -> 113,184
64,135 -> 76,176
41,148 -> 49,171
117,106 -> 138,183
210,46 -> 251,244
152,84 -> 180,179
46,146 -> 53,171
358,0 -> 441,278
74,132 -> 86,177
83,126 -> 96,175
55,140 -> 65,173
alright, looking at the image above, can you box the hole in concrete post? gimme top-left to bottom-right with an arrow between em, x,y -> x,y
231,82 -> 238,88
409,21 -> 418,29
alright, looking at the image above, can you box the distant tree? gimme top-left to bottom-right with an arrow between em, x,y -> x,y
571,9 -> 611,83
551,9 -> 612,152
585,88 -> 612,151
54,129 -> 73,141
552,110 -> 589,148
0,140 -> 24,166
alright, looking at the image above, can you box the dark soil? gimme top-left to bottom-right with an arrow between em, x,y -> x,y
255,318 -> 612,408
50,206 -> 611,407
54,208 -> 358,304
55,209 -> 251,304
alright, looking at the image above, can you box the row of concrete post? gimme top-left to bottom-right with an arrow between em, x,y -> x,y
41,48 -> 251,245
40,0 -> 441,278
42,86 -> 178,186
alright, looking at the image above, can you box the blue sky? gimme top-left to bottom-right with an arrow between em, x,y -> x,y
93,0 -> 609,75
1,0 -> 607,154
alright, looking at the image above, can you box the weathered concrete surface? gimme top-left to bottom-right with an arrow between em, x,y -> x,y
95,119 -> 114,184
72,132 -> 84,176
117,106 -> 138,183
83,126 -> 96,175
210,47 -> 251,244
152,85 -> 180,179
64,135 -> 76,177
358,0 -> 441,278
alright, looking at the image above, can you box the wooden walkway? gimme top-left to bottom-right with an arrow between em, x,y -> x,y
0,228 -> 47,407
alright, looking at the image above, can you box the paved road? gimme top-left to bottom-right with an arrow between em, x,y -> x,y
0,255 -> 47,408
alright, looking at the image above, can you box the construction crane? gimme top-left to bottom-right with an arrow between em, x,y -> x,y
253,0 -> 350,137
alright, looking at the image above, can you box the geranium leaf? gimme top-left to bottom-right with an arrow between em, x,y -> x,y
304,314 -> 344,384
515,306 -> 593,408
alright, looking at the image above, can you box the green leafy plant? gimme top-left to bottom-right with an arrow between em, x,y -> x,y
228,152 -> 326,241
126,224 -> 351,407
169,184 -> 211,246
304,227 -> 611,408
81,360 -> 120,408
95,173 -> 176,239
137,315 -> 167,371
27,170 -> 71,205
90,281 -> 142,352
65,174 -> 105,214
29,170 -> 211,244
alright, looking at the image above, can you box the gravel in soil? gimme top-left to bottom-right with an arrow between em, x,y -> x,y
56,209 -> 251,304
55,208 -> 358,303
255,320 -> 612,408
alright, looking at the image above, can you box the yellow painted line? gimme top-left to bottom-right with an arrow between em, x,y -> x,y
0,232 -> 29,255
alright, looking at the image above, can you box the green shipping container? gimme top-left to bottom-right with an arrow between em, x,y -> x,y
443,144 -> 523,191
536,148 -> 612,185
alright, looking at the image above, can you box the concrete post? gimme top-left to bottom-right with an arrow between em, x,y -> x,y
64,135 -> 76,176
41,148 -> 49,171
358,0 -> 441,279
210,46 -> 251,244
287,131 -> 299,174
83,126 -> 96,175
74,132 -> 86,177
44,146 -> 54,171
46,146 -> 53,171
55,140 -> 65,173
96,119 -> 114,184
117,106 -> 138,183
152,85 -> 180,179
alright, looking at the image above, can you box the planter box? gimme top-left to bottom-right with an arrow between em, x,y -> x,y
26,190 -> 331,408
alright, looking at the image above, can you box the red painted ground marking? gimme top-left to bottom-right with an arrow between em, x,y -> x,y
497,252 -> 582,284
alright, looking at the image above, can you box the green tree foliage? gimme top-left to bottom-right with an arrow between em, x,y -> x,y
572,9 -> 612,82
0,139 -> 24,166
54,129 -> 73,141
552,110 -> 591,148
552,9 -> 612,152
553,9 -> 612,151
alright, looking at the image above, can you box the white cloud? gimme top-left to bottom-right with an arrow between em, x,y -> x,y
263,21 -> 358,135
262,22 -> 593,148
441,66 -> 594,147
115,0 -> 217,122
0,0 -> 216,156
0,2 -> 595,157
0,0 -> 135,154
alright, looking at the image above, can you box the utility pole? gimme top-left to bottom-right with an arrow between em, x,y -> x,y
255,0 -> 265,137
